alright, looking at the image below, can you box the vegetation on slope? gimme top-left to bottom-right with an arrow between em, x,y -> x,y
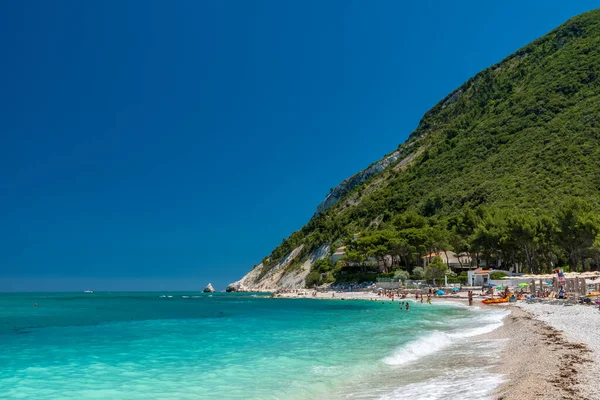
260,9 -> 600,283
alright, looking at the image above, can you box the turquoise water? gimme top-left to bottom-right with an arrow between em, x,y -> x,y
0,292 -> 508,399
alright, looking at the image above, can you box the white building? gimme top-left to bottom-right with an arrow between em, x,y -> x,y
331,246 -> 347,263
423,251 -> 472,270
467,268 -> 492,286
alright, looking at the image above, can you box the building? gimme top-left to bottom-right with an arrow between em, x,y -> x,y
423,251 -> 472,271
467,268 -> 492,286
331,246 -> 347,263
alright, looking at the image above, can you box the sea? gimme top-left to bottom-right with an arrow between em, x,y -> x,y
0,292 -> 509,399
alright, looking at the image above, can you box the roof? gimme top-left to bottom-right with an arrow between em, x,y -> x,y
472,268 -> 491,274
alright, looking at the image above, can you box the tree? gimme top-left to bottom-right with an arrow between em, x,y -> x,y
392,211 -> 428,230
397,227 -> 433,267
312,258 -> 334,273
428,222 -> 453,266
305,271 -> 321,288
555,199 -> 600,270
412,266 -> 425,279
342,250 -> 366,271
393,270 -> 410,282
449,208 -> 483,268
355,230 -> 396,273
425,256 -> 452,284
388,236 -> 411,267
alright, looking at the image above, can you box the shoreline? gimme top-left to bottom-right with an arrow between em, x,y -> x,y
489,306 -> 595,400
269,290 -> 598,399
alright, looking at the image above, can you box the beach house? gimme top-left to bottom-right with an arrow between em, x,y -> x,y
422,251 -> 472,272
467,268 -> 491,286
331,246 -> 347,263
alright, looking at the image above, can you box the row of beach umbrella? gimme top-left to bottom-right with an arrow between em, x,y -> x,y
487,282 -> 553,290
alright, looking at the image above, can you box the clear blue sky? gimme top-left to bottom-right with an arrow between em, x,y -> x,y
0,1 -> 596,291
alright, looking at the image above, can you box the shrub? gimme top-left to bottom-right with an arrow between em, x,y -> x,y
394,270 -> 410,282
412,266 -> 425,279
490,272 -> 507,280
305,271 -> 321,287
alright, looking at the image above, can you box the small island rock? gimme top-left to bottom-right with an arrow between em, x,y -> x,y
203,283 -> 216,293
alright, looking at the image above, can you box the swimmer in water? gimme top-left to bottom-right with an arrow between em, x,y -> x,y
406,302 -> 409,311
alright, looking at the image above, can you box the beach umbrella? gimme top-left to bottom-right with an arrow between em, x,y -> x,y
496,286 -> 504,290
488,283 -> 496,287
518,283 -> 529,287
452,287 -> 459,292
437,290 -> 445,295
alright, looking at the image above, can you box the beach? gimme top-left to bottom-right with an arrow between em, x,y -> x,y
503,302 -> 599,400
273,289 -> 600,400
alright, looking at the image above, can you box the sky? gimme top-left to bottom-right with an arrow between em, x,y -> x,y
0,1 -> 597,292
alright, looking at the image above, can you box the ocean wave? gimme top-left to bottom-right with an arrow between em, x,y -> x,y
382,310 -> 508,366
378,367 -> 505,400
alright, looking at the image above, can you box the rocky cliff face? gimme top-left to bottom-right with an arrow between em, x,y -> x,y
314,143 -> 417,216
227,243 -> 330,291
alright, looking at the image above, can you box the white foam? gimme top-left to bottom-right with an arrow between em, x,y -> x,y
382,332 -> 453,365
383,310 -> 508,366
378,368 -> 505,400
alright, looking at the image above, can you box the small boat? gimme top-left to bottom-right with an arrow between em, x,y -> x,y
482,297 -> 509,305
84,290 -> 93,294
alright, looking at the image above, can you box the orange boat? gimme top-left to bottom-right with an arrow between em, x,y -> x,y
482,297 -> 509,305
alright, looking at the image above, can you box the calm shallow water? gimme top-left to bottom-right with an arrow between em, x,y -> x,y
0,292 -> 508,399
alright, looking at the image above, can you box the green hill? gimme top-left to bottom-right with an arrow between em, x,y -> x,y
230,9 -> 600,291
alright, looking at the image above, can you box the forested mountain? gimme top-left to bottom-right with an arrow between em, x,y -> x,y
229,9 -> 600,291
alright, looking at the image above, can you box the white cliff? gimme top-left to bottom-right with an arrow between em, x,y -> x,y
227,243 -> 330,291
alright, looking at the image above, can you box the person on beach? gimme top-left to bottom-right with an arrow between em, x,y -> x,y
468,290 -> 473,306
426,294 -> 432,304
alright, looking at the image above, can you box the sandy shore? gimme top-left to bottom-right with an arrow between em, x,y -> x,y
271,290 -> 599,399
